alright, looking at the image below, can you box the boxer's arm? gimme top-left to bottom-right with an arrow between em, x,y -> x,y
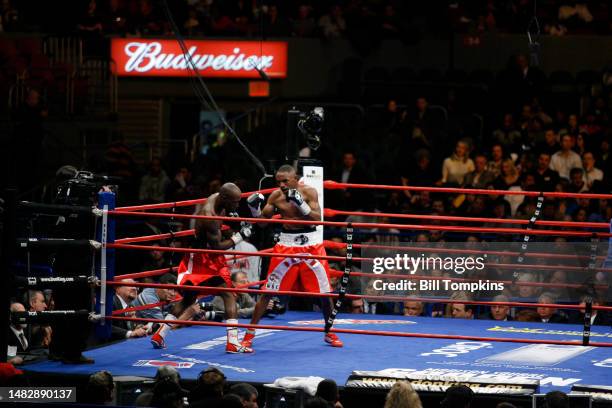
198,219 -> 241,250
303,188 -> 322,221
261,191 -> 279,218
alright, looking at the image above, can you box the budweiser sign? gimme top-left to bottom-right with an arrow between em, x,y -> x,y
111,38 -> 288,78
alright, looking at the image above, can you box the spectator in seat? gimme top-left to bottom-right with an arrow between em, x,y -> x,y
493,113 -> 522,152
293,4 -> 317,37
582,152 -> 603,189
415,96 -> 428,119
83,370 -> 114,404
316,379 -> 342,408
136,366 -> 183,407
135,273 -> 179,323
575,132 -> 587,156
400,149 -> 437,190
480,295 -> 512,321
536,293 -> 568,324
440,384 -> 473,408
112,279 -> 147,340
305,397 -> 333,408
571,295 -> 609,326
441,139 -> 474,186
189,367 -> 226,407
550,134 -> 582,180
334,151 -> 369,210
549,270 -> 570,300
535,153 -> 560,191
167,166 -> 195,203
149,377 -> 188,408
27,290 -> 47,312
24,290 -> 51,349
448,291 -> 474,319
262,5 -> 291,37
515,272 -> 541,299
403,301 -> 425,317
132,0 -> 165,35
318,5 -> 346,39
228,383 -> 258,408
487,144 -> 505,177
139,157 -> 171,204
77,0 -> 103,34
545,391 -> 570,408
7,302 -> 28,365
212,272 -> 255,318
535,128 -> 561,156
512,54 -> 546,102
515,309 -> 542,322
568,167 -> 587,193
384,381 -> 422,408
348,298 -> 364,314
463,153 -> 495,188
493,159 -> 521,190
451,303 -> 474,319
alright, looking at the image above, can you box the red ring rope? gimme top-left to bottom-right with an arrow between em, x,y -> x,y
108,210 -> 612,238
115,266 -> 178,280
110,279 -> 266,316
327,269 -> 608,290
112,300 -> 171,316
107,316 -> 612,347
104,280 -> 612,312
324,180 -> 612,200
115,229 -> 195,244
115,188 -> 277,212
109,242 -> 612,274
323,240 -> 607,262
115,180 -> 612,214
324,208 -> 609,229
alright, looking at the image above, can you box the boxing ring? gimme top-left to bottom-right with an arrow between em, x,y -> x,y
8,178 -> 612,403
22,311 -> 612,393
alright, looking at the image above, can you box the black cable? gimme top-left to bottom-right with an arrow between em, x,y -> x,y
527,0 -> 541,66
159,0 -> 269,176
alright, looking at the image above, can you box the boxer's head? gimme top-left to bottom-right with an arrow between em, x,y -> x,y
275,165 -> 299,195
218,183 -> 242,212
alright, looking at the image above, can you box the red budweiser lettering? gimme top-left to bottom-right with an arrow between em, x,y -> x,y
111,39 -> 288,78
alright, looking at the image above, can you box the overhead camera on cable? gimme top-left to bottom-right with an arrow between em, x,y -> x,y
297,107 -> 324,151
285,106 -> 325,160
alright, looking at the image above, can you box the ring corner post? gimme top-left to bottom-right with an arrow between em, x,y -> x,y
95,191 -> 115,340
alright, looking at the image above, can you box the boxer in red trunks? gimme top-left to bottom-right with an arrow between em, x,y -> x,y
241,165 -> 343,349
151,182 -> 253,353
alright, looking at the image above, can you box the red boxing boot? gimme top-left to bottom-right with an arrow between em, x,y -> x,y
324,332 -> 343,347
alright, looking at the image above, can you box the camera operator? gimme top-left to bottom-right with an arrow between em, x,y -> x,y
47,170 -> 116,364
